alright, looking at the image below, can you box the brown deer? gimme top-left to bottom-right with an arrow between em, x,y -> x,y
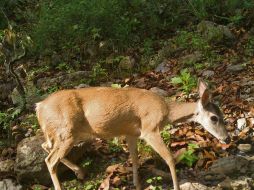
36,79 -> 230,190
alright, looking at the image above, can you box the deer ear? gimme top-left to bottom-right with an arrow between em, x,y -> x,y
198,79 -> 210,107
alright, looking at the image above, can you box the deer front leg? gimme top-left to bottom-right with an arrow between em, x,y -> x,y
143,130 -> 180,190
126,136 -> 141,190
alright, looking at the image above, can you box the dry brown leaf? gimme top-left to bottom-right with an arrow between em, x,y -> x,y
174,147 -> 187,164
194,129 -> 205,136
217,143 -> 231,150
203,150 -> 216,161
197,141 -> 209,148
194,134 -> 205,141
112,176 -> 122,187
205,160 -> 214,169
98,173 -> 113,190
146,165 -> 171,180
106,164 -> 120,174
171,141 -> 187,147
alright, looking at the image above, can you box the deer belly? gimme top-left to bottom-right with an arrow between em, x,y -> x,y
87,114 -> 141,138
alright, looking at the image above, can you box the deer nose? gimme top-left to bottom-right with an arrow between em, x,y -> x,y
224,136 -> 231,144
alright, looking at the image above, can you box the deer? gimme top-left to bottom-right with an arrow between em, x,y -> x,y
35,79 -> 230,190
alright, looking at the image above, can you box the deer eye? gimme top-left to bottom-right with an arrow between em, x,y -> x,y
211,116 -> 218,123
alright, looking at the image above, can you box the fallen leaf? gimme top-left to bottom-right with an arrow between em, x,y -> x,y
112,176 -> 122,187
171,141 -> 186,147
106,164 -> 120,174
174,147 -> 187,164
98,173 -> 113,190
203,150 -> 216,161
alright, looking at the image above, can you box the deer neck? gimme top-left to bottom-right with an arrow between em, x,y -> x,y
167,101 -> 198,124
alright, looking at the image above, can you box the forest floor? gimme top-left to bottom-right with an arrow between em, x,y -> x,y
0,21 -> 254,190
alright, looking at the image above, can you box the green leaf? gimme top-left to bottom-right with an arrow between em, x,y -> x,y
188,143 -> 199,149
111,83 -> 122,88
146,178 -> 153,184
171,77 -> 182,84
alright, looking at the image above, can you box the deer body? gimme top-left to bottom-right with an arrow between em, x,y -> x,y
36,81 -> 230,190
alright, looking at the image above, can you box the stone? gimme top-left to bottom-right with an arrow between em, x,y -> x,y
219,176 -> 254,190
197,20 -> 235,44
74,83 -> 90,89
180,182 -> 210,190
202,70 -> 215,78
0,159 -> 15,176
0,179 -> 22,190
149,87 -> 169,97
36,71 -> 90,90
0,81 -> 15,101
100,82 -> 113,87
135,78 -> 146,88
14,134 -> 51,185
237,118 -> 247,130
119,56 -> 134,70
11,87 -> 23,105
208,156 -> 249,176
155,60 -> 170,73
226,64 -> 245,73
237,144 -> 252,153
178,51 -> 203,65
14,134 -> 92,185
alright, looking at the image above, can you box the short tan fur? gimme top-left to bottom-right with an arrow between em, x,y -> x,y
36,79 -> 229,190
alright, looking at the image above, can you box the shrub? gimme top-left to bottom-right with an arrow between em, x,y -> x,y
32,0 -> 184,54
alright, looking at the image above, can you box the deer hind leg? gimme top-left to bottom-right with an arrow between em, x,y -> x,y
45,138 -> 75,190
142,129 -> 180,190
42,141 -> 85,180
126,136 -> 141,190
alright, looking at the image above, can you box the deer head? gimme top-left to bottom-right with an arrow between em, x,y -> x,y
193,79 -> 230,144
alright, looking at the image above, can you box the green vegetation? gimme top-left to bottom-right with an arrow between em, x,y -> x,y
108,137 -> 123,153
178,143 -> 199,167
0,0 -> 254,189
171,69 -> 197,94
161,124 -> 172,145
146,176 -> 163,190
244,36 -> 254,57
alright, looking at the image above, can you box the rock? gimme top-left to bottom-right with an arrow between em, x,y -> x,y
151,43 -> 177,68
208,156 -> 249,176
0,159 -> 15,176
226,64 -> 245,73
178,51 -> 203,65
249,118 -> 254,126
10,87 -> 23,105
237,144 -> 252,153
180,182 -> 210,190
14,134 -> 91,185
0,179 -> 22,190
155,60 -> 170,73
1,148 -> 15,158
36,71 -> 90,90
219,176 -> 254,190
74,83 -> 90,89
237,118 -> 247,130
14,135 -> 51,185
197,20 -> 235,44
135,78 -> 146,88
119,56 -> 134,70
100,82 -> 113,87
0,81 -> 15,101
149,87 -> 169,97
202,70 -> 215,78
